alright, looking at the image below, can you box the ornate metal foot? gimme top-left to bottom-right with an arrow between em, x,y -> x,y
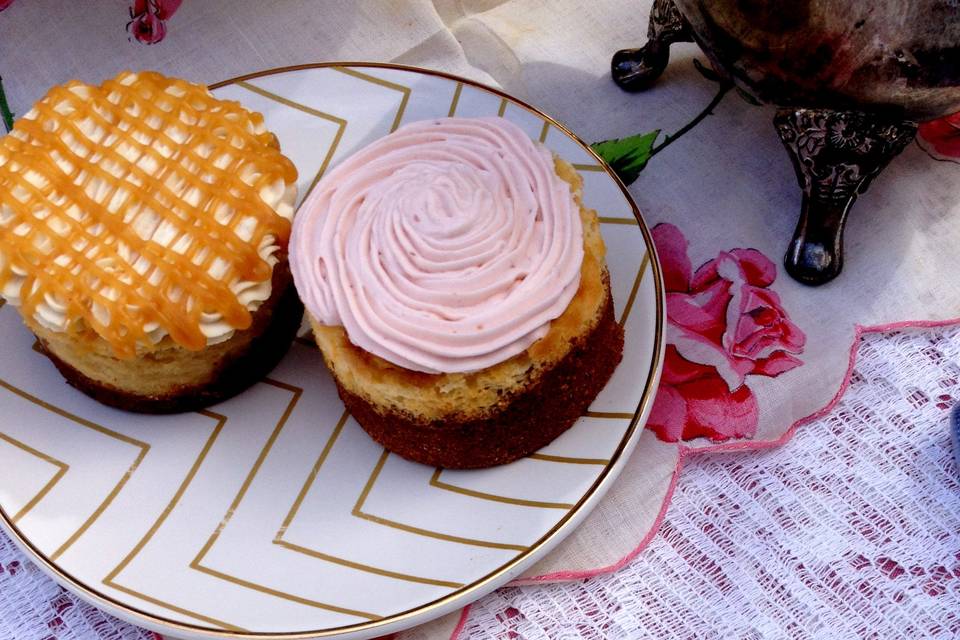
774,109 -> 916,286
612,0 -> 693,92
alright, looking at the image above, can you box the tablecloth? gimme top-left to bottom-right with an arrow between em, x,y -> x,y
1,1 -> 959,638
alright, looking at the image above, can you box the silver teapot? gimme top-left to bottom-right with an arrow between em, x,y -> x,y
613,0 -> 960,285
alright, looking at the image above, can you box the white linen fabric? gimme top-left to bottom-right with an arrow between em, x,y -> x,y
1,1 -> 959,639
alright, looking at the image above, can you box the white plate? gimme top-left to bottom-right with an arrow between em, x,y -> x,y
0,63 -> 664,639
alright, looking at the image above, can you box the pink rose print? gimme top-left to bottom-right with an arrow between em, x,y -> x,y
648,223 -> 806,443
0,1 -> 13,11
127,0 -> 182,45
918,112 -> 960,162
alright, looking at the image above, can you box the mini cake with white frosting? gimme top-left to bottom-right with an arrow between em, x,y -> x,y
292,117 -> 624,468
0,71 -> 302,412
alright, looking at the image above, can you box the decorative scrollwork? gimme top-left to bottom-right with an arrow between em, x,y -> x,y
775,109 -> 917,206
774,108 -> 917,285
647,0 -> 692,42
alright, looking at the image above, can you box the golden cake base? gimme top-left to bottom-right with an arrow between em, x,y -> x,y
31,263 -> 303,414
336,287 -> 622,468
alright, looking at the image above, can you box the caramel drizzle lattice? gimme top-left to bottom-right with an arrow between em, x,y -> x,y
0,72 -> 297,357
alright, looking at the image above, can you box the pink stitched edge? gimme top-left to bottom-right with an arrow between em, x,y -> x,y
510,452 -> 685,586
447,315 -> 960,638
450,605 -> 472,637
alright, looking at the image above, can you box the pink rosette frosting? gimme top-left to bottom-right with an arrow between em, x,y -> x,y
290,116 -> 584,374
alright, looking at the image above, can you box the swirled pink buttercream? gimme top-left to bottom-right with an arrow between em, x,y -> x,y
290,117 -> 583,374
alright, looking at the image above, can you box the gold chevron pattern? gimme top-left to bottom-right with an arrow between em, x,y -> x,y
0,432 -> 68,524
0,64 -> 663,637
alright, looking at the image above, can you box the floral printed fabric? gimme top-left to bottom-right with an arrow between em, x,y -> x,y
648,224 -> 806,443
128,0 -> 182,44
0,1 -> 182,43
919,112 -> 960,162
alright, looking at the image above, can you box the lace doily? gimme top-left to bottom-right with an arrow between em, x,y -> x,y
0,531 -> 158,640
458,327 -> 960,639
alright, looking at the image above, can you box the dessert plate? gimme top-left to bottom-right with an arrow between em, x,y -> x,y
0,63 -> 664,639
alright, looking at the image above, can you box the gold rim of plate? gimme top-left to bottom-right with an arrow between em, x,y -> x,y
0,61 -> 666,639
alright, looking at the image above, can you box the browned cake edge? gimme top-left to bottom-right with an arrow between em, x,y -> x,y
337,290 -> 624,469
37,271 -> 304,415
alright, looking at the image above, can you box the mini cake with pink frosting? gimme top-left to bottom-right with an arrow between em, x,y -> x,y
291,117 -> 623,468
